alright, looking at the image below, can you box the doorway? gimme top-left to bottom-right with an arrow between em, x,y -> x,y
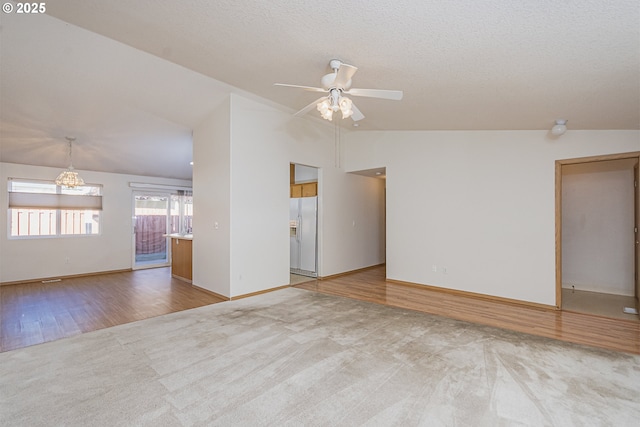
556,152 -> 640,320
133,192 -> 171,269
289,163 -> 318,282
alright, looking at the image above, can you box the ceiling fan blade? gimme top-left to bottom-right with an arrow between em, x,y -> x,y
274,83 -> 327,93
350,102 -> 365,122
293,96 -> 328,117
333,64 -> 358,88
346,88 -> 403,101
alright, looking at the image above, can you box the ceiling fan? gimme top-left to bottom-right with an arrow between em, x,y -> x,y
274,59 -> 403,122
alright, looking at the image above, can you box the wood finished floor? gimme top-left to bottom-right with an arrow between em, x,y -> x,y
561,288 -> 638,321
0,268 -> 225,352
2,266 -> 639,355
296,266 -> 640,355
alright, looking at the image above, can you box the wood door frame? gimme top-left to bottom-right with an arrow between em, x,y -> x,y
555,151 -> 640,309
635,163 -> 639,308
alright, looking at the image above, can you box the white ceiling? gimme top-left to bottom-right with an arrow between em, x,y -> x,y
1,0 -> 638,180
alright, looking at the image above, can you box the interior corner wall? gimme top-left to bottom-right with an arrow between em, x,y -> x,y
343,130 -> 640,306
225,94 -> 385,297
320,169 -> 386,276
0,162 -> 192,283
561,160 -> 636,295
192,97 -> 232,297
228,94 -> 331,297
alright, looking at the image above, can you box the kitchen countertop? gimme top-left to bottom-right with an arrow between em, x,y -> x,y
166,233 -> 193,240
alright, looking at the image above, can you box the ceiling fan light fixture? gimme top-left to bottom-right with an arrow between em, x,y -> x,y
317,98 -> 333,121
317,98 -> 330,112
339,96 -> 353,119
276,60 -> 402,123
55,137 -> 85,188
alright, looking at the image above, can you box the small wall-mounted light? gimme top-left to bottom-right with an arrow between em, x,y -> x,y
551,119 -> 568,136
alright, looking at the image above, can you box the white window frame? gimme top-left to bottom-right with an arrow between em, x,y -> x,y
7,178 -> 103,239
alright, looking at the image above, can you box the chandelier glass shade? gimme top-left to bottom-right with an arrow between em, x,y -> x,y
55,137 -> 85,188
55,169 -> 85,188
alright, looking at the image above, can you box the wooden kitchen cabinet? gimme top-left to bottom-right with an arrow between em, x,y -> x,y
301,182 -> 317,197
171,237 -> 192,282
290,184 -> 302,198
290,182 -> 317,198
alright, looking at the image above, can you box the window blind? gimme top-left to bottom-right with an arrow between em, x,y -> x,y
9,192 -> 103,210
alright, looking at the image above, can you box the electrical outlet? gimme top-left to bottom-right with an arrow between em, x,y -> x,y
432,265 -> 437,272
442,267 -> 447,274
65,257 -> 70,264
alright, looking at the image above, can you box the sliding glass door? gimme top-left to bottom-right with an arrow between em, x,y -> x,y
133,192 -> 170,269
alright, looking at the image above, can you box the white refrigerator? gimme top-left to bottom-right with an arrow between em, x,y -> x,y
290,196 -> 317,277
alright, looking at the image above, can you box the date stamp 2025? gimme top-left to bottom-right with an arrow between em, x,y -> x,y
3,2 -> 47,14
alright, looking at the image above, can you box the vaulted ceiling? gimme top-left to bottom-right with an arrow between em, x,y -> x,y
1,0 -> 638,179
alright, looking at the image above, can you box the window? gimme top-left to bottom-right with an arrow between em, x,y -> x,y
8,179 -> 102,238
170,190 -> 193,235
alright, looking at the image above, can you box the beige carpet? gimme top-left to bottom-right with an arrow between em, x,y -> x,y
1,288 -> 639,426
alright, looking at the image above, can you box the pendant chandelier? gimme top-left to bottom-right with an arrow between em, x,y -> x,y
55,137 -> 85,188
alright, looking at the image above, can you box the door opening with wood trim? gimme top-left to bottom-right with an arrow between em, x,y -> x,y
556,152 -> 640,321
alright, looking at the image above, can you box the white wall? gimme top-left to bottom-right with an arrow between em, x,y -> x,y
1,94 -> 388,289
192,98 -> 232,297
192,94 -> 386,298
562,159 -> 636,295
229,94 -> 332,297
343,130 -> 639,306
0,162 -> 192,283
320,170 -> 386,276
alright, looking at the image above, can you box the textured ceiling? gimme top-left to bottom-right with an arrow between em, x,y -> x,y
1,0 -> 639,179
